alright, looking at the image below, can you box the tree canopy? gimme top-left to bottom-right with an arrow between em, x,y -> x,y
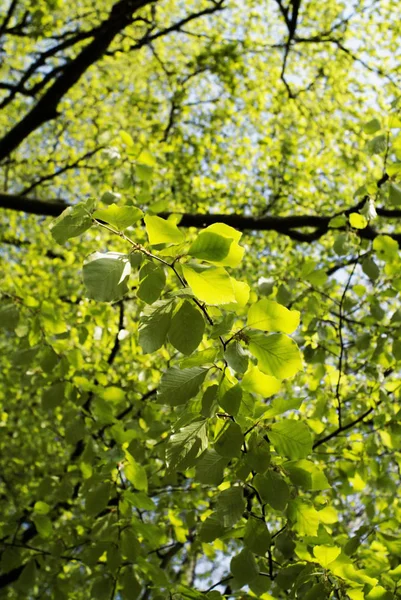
2,1 -> 401,599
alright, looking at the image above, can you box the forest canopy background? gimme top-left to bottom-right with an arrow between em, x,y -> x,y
1,1 -> 401,599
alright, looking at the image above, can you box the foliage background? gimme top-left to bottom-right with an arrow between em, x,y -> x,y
1,0 -> 401,599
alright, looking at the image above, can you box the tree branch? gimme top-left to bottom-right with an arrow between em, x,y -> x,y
0,0 -> 155,162
2,192 -> 401,245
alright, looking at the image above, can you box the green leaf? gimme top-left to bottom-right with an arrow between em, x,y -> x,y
389,183 -> 401,207
287,499 -> 320,536
137,262 -> 166,304
262,396 -> 303,419
214,422 -> 243,458
363,118 -> 381,134
216,486 -> 245,527
245,442 -> 271,473
199,513 -> 226,543
200,223 -> 245,267
349,212 -> 367,229
244,519 -> 271,556
83,252 -> 131,302
93,203 -> 143,229
85,482 -> 112,516
195,449 -> 228,485
362,257 -> 380,281
329,214 -> 347,228
220,383 -> 242,416
91,577 -> 114,600
230,548 -> 259,587
168,300 -> 205,355
180,348 -> 217,368
182,265 -> 236,305
366,586 -> 393,600
365,134 -> 387,155
247,299 -> 300,334
224,341 -> 248,374
201,384 -> 219,418
166,419 -> 208,472
120,130 -> 134,146
138,300 -> 174,353
188,231 -> 232,262
124,454 -> 148,491
373,235 -> 399,262
313,545 -> 341,567
120,567 -> 142,600
248,333 -> 303,379
144,215 -> 185,245
50,203 -> 92,244
34,501 -> 50,514
242,364 -> 281,397
120,528 -> 141,561
0,304 -> 19,330
32,514 -> 53,537
285,459 -> 330,490
42,381 -> 66,410
253,472 -> 290,511
157,366 -> 208,406
100,190 -> 121,205
269,420 -> 313,459
387,162 -> 401,177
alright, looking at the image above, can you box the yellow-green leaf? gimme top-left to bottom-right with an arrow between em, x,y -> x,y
242,364 -> 281,397
349,212 -> 367,229
247,299 -> 300,333
248,333 -> 303,379
313,545 -> 341,568
182,265 -> 236,305
93,203 -> 143,230
144,215 -> 185,245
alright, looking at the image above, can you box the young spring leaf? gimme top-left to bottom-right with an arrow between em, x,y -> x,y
137,263 -> 166,304
349,213 -> 367,230
165,419 -> 208,472
216,486 -> 245,527
241,364 -> 281,397
253,471 -> 290,511
50,203 -> 92,244
195,449 -> 228,485
138,300 -> 174,353
168,300 -> 205,355
220,383 -> 242,416
248,332 -> 303,379
182,265 -> 236,305
224,341 -> 248,374
285,459 -> 330,490
269,420 -> 313,459
202,223 -> 245,267
244,519 -> 271,556
214,422 -> 243,458
157,366 -> 208,405
188,231 -> 232,262
83,252 -> 131,302
247,299 -> 300,334
93,203 -> 143,230
144,215 -> 185,245
230,548 -> 259,587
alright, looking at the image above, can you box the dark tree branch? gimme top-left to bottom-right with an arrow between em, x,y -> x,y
2,192 -> 401,245
0,0 -> 155,162
0,0 -> 18,40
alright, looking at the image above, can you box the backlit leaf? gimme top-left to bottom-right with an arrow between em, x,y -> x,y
182,265 -> 236,305
93,203 -> 143,229
83,252 -> 131,302
144,215 -> 185,245
248,332 -> 303,379
247,299 -> 300,334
